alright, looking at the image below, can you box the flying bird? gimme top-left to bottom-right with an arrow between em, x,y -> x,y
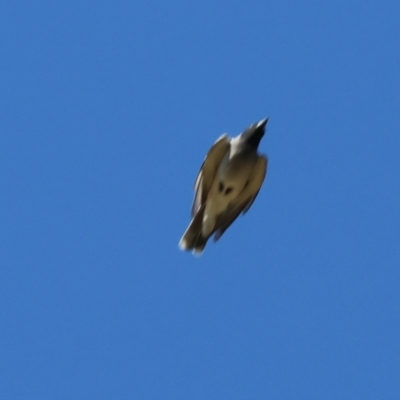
179,118 -> 269,254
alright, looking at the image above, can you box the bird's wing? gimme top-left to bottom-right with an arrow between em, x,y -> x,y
242,155 -> 268,214
192,135 -> 231,217
213,155 -> 268,241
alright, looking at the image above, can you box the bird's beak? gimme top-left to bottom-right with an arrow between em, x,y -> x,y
257,118 -> 269,128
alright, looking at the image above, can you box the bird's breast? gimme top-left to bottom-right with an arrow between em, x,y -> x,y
219,150 -> 257,183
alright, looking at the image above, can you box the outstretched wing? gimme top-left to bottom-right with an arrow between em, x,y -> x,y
191,135 -> 231,217
213,155 -> 268,241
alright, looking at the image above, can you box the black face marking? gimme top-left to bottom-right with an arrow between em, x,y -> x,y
219,181 -> 224,192
225,187 -> 233,195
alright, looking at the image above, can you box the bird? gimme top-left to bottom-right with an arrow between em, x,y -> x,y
179,118 -> 269,255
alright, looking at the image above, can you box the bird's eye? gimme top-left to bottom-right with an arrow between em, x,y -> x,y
225,187 -> 233,195
219,182 -> 224,192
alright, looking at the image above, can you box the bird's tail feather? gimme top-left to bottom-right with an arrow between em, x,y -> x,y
179,204 -> 209,254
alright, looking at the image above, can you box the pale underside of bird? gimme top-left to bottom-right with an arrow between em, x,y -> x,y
179,118 -> 269,255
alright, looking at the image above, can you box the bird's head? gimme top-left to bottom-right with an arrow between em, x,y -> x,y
241,118 -> 268,149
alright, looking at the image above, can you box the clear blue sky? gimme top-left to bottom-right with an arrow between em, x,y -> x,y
1,1 -> 399,399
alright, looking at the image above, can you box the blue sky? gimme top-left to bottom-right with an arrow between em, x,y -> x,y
1,1 -> 399,398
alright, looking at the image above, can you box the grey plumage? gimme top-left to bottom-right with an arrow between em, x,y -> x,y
179,118 -> 269,254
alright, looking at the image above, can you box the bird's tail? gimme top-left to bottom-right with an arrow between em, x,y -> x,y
179,204 -> 209,255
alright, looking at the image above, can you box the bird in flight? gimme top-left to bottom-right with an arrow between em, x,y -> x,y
179,118 -> 269,255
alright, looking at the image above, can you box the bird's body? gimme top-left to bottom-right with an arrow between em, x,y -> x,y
202,143 -> 258,236
179,119 -> 269,254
